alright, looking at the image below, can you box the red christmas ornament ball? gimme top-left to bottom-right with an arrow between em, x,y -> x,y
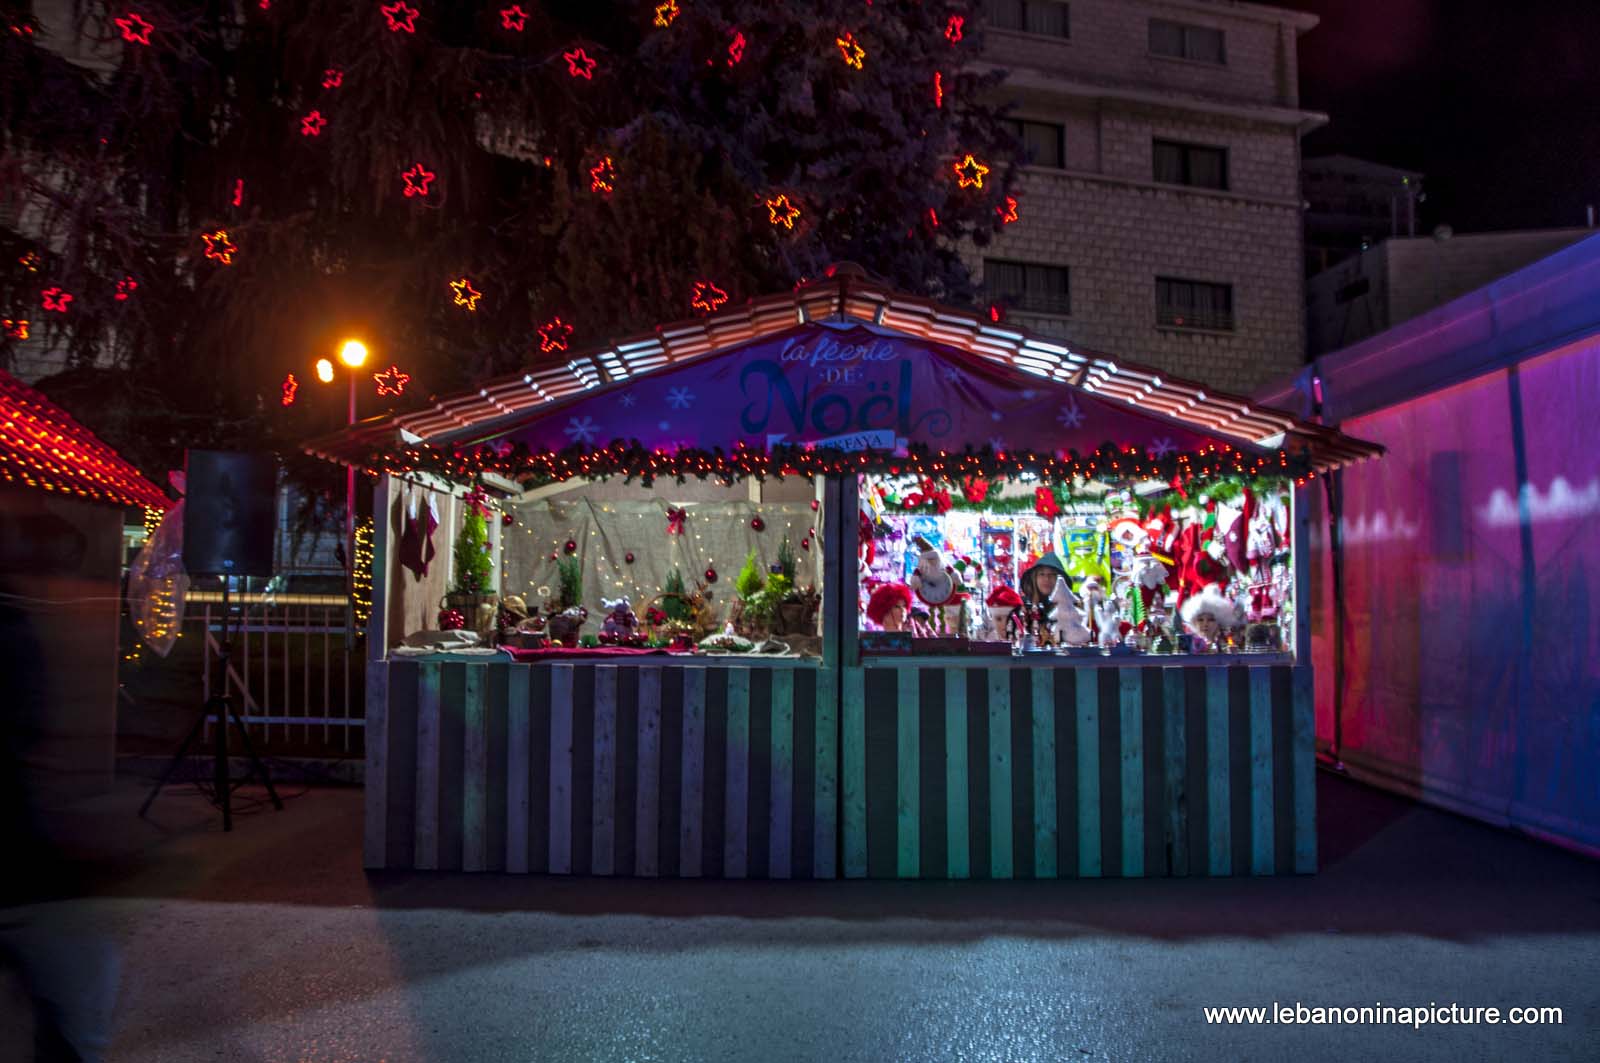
800,538 -> 810,550
750,516 -> 765,532
548,552 -> 558,561
810,499 -> 819,511
437,608 -> 466,631
704,566 -> 718,583
564,539 -> 577,554
502,512 -> 514,527
625,552 -> 635,564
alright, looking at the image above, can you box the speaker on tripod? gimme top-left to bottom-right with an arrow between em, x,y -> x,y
140,451 -> 284,830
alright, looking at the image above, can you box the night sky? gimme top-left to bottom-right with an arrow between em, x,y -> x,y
1280,0 -> 1600,233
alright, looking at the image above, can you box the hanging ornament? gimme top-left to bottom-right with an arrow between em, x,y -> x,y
727,30 -> 746,66
548,552 -> 558,561
380,2 -> 418,33
703,565 -> 717,584
374,365 -> 411,397
402,163 -> 435,198
564,47 -> 597,78
449,277 -> 481,310
564,538 -> 577,554
997,196 -> 1019,224
945,15 -> 965,43
281,373 -> 299,406
115,12 -> 153,45
40,287 -> 72,313
202,229 -> 236,264
666,506 -> 687,535
1034,486 -> 1060,519
690,280 -> 728,314
114,276 -> 138,301
652,0 -> 678,28
589,156 -> 615,194
750,516 -> 764,532
437,608 -> 466,631
300,109 -> 327,137
835,31 -> 865,69
809,499 -> 819,511
500,4 -> 528,31
954,154 -> 991,189
800,538 -> 810,551
3,319 -> 29,340
624,552 -> 635,564
538,316 -> 573,352
501,512 -> 514,527
322,68 -> 343,89
766,194 -> 801,230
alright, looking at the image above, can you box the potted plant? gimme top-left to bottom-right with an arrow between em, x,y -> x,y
444,501 -> 497,632
545,554 -> 587,646
732,550 -> 773,640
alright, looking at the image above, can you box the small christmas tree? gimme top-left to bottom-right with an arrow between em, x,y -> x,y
451,510 -> 493,595
556,555 -> 583,611
661,568 -> 691,622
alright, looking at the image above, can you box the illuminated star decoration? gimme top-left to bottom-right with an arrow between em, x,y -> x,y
997,196 -> 1019,224
374,365 -> 411,397
953,153 -> 990,189
652,0 -> 678,28
322,67 -> 343,89
934,71 -> 943,108
500,5 -> 527,31
690,280 -> 728,314
41,287 -> 73,313
589,156 -> 615,194
18,251 -> 40,272
232,179 -> 244,206
300,109 -> 327,136
115,11 -> 153,45
945,15 -> 964,43
538,316 -> 573,353
380,1 -> 418,33
449,277 -> 481,310
3,319 -> 28,340
115,276 -> 138,301
727,30 -> 746,66
281,372 -> 299,406
564,47 -> 597,79
835,31 -> 865,69
402,163 -> 435,198
202,229 -> 237,264
766,193 -> 801,230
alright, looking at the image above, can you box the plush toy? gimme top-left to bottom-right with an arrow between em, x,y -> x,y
983,585 -> 1024,641
1094,597 -> 1124,650
1119,553 -> 1171,628
906,536 -> 969,635
1063,527 -> 1112,589
599,596 -> 639,643
1179,587 -> 1245,651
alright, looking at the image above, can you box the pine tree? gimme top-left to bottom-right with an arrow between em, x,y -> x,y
0,2 -> 1018,480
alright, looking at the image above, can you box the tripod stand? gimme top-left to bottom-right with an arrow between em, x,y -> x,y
139,575 -> 283,830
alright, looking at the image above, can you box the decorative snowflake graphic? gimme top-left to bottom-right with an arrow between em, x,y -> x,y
665,387 -> 696,409
1148,437 -> 1176,459
1057,399 -> 1085,429
988,436 -> 1008,452
990,410 -> 1003,421
942,367 -> 962,382
564,416 -> 598,444
619,392 -> 637,408
657,421 -> 671,432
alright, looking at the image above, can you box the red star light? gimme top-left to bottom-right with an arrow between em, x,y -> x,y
564,48 -> 597,79
380,2 -> 418,34
653,0 -> 678,28
690,280 -> 729,314
300,109 -> 327,136
934,71 -> 943,108
41,287 -> 73,313
115,11 -> 153,45
989,304 -> 1004,323
202,229 -> 237,264
402,163 -> 435,198
953,153 -> 990,189
589,156 -> 615,194
928,208 -> 940,228
115,276 -> 138,301
728,30 -> 746,66
945,15 -> 965,43
449,277 -> 481,310
500,5 -> 528,31
18,252 -> 40,272
322,68 -> 343,89
3,318 -> 28,340
373,365 -> 411,397
835,31 -> 865,69
232,179 -> 244,206
766,194 -> 801,230
538,316 -> 573,353
281,372 -> 299,406
997,196 -> 1019,224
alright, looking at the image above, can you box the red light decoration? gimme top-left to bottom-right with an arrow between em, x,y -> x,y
300,109 -> 327,137
18,252 -> 40,272
40,287 -> 73,313
232,179 -> 244,207
322,68 -> 343,89
115,276 -> 138,301
202,229 -> 237,264
500,4 -> 528,30
997,196 -> 1018,224
449,277 -> 481,310
988,304 -> 1003,323
835,31 -> 865,69
690,280 -> 728,314
3,319 -> 28,340
538,316 -> 573,353
928,208 -> 940,228
589,156 -> 615,195
945,15 -> 964,43
374,365 -> 411,397
953,153 -> 990,189
728,30 -> 746,65
281,373 -> 299,406
402,163 -> 435,198
380,2 -> 418,33
653,0 -> 678,28
564,47 -> 597,78
115,12 -> 153,45
766,194 -> 801,230
934,71 -> 943,108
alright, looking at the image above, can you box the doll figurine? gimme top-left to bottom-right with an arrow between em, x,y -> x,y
1179,587 -> 1245,652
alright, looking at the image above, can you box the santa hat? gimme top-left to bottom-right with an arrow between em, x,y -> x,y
866,582 -> 914,625
1179,587 -> 1245,629
985,586 -> 1023,608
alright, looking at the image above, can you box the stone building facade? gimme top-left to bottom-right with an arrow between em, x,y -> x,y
972,0 -> 1323,394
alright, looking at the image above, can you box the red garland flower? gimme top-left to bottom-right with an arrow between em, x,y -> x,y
1034,486 -> 1059,518
961,475 -> 989,504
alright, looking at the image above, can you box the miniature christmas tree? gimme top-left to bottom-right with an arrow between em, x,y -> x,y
661,568 -> 691,622
451,510 -> 493,595
556,555 -> 583,610
735,550 -> 765,601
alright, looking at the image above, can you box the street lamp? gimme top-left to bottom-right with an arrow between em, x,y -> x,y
319,338 -> 370,636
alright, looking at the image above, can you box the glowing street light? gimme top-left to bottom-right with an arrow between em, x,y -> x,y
315,357 -> 335,383
338,338 -> 369,368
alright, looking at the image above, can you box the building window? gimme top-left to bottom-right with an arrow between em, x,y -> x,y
988,0 -> 1070,39
1000,119 -> 1065,169
1156,277 -> 1233,331
1153,139 -> 1228,190
985,259 -> 1071,316
1149,18 -> 1226,64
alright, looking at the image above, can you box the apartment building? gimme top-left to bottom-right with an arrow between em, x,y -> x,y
973,0 -> 1323,394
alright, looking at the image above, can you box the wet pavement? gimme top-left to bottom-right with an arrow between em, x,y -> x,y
3,770 -> 1597,1062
